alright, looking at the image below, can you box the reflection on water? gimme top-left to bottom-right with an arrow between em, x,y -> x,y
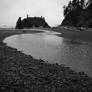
4,31 -> 92,77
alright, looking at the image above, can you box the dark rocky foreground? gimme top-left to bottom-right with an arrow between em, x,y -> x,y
0,30 -> 92,92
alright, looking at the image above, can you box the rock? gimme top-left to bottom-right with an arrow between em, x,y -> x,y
16,16 -> 50,29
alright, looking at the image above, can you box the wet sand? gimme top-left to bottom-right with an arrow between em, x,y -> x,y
53,27 -> 92,43
0,29 -> 92,92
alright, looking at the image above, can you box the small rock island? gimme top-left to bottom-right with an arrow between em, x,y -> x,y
16,15 -> 50,29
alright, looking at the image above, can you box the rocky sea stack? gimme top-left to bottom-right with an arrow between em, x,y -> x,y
16,15 -> 50,29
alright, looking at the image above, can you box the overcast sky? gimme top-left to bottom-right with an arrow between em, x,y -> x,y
0,0 -> 70,27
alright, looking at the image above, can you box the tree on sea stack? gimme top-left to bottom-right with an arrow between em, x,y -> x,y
16,17 -> 23,29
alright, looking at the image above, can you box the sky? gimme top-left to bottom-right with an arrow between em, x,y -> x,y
0,0 -> 70,27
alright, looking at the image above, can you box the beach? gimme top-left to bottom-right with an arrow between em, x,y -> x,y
0,28 -> 92,92
53,27 -> 92,43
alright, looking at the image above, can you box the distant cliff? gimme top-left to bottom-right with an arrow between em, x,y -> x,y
16,16 -> 50,29
61,0 -> 92,28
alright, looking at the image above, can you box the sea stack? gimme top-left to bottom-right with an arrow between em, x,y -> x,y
16,15 -> 50,29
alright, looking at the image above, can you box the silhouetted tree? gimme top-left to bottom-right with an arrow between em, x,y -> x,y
63,5 -> 68,16
63,0 -> 87,26
72,0 -> 77,7
63,0 -> 87,16
16,17 -> 23,29
80,0 -> 85,9
62,0 -> 92,27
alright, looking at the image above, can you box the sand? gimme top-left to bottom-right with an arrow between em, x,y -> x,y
0,29 -> 92,92
53,27 -> 92,43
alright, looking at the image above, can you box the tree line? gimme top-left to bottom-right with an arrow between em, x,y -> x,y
62,0 -> 92,27
63,0 -> 92,17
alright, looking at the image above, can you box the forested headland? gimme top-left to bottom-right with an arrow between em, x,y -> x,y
61,0 -> 92,28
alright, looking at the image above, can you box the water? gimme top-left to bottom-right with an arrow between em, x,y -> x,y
4,30 -> 92,77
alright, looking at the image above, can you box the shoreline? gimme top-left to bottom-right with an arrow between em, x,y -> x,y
0,29 -> 92,91
52,27 -> 92,43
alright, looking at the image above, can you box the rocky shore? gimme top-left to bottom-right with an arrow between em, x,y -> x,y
0,29 -> 92,92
